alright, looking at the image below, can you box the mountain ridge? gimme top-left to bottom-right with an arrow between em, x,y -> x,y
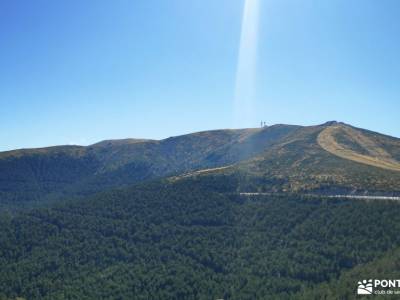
1,122 -> 399,208
171,122 -> 400,195
1,122 -> 400,299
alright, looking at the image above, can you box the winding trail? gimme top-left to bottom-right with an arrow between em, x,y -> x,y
317,125 -> 400,172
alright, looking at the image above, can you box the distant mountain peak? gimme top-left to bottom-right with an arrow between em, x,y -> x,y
322,121 -> 345,126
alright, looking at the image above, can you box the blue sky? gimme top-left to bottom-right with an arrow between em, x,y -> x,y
1,0 -> 399,151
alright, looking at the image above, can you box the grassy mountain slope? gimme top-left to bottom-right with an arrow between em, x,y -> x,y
1,122 -> 399,209
1,122 -> 400,299
0,126 -> 299,207
318,124 -> 400,171
181,122 -> 400,195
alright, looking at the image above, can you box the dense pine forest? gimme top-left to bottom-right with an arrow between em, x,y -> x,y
1,177 -> 400,299
2,0 -> 400,297
1,123 -> 400,299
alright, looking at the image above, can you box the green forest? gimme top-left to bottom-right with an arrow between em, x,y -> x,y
1,123 -> 400,299
1,178 -> 400,299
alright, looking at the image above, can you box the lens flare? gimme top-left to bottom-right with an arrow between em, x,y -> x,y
234,0 -> 260,127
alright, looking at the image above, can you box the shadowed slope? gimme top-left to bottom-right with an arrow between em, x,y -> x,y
296,245 -> 400,299
0,126 -> 299,207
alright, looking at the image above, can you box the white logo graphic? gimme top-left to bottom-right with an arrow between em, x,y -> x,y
358,280 -> 373,295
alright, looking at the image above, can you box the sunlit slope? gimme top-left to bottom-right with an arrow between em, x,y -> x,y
318,124 -> 400,171
183,123 -> 400,194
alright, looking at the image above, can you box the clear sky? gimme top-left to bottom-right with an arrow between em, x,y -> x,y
1,0 -> 399,151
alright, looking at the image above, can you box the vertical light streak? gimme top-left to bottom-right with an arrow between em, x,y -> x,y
234,0 -> 260,127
